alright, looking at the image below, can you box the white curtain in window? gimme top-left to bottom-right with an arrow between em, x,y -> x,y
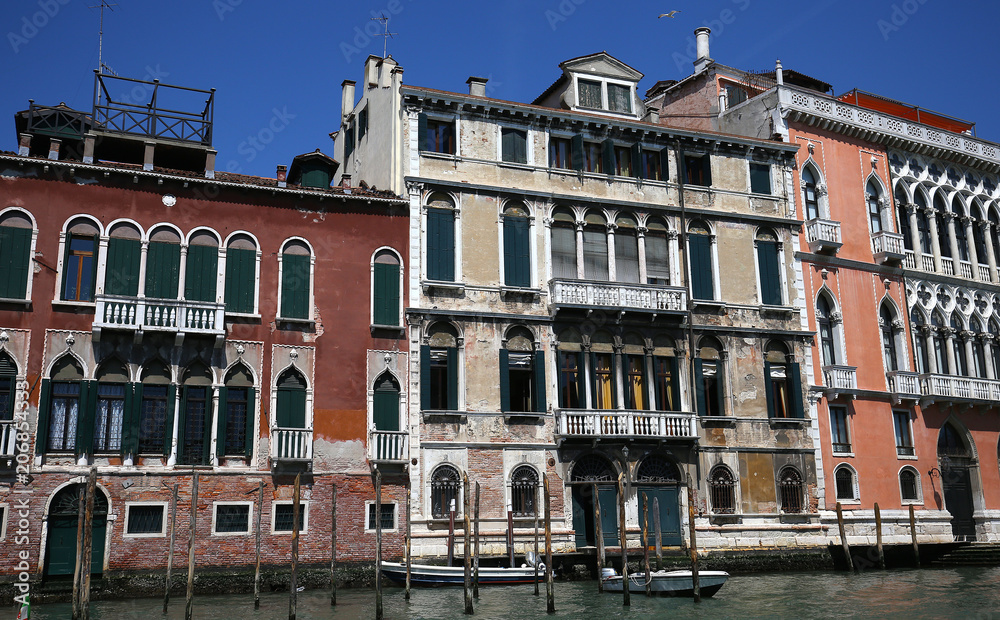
551,226 -> 577,279
614,231 -> 640,283
645,233 -> 670,284
583,228 -> 609,280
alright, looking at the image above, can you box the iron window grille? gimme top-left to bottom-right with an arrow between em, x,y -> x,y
368,503 -> 395,530
708,466 -> 736,514
511,465 -> 539,517
835,467 -> 856,501
431,465 -> 461,518
214,504 -> 250,534
126,505 -> 165,535
274,503 -> 306,532
778,468 -> 804,514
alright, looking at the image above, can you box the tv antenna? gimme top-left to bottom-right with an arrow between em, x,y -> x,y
90,0 -> 118,76
370,13 -> 396,59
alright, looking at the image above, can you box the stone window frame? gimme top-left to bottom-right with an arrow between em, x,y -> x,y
122,501 -> 168,538
364,500 -> 398,533
271,499 -> 309,535
211,500 -> 254,537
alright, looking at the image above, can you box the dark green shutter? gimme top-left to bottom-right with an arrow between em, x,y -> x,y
418,113 -> 428,151
764,361 -> 775,418
126,383 -> 141,457
576,352 -> 587,409
788,362 -> 804,418
757,240 -> 781,306
571,134 -> 584,172
659,148 -> 670,182
669,356 -> 681,412
714,368 -> 725,416
514,130 -> 527,164
750,164 -> 771,194
344,124 -> 355,160
277,385 -> 306,428
245,387 -> 256,459
702,155 -> 713,186
427,209 -> 455,282
203,387 -> 214,464
185,244 -> 219,303
503,218 -> 530,287
689,235 -> 714,300
694,358 -> 706,416
373,263 -> 399,326
499,349 -> 510,413
533,350 -> 546,413
373,387 -> 399,431
216,386 -> 228,457
121,382 -> 134,458
630,143 -> 643,180
420,345 -> 431,411
602,138 -> 616,174
145,242 -> 180,299
0,226 -> 32,299
36,379 -> 51,455
224,248 -> 255,314
164,385 -> 176,457
447,347 -> 458,411
77,380 -> 97,458
281,253 -> 310,319
177,387 -> 189,462
105,237 -> 140,297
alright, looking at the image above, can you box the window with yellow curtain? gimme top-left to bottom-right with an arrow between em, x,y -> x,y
594,353 -> 614,409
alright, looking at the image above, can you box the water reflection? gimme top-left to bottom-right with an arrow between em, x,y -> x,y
29,567 -> 1000,619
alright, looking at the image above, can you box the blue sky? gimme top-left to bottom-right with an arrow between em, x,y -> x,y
3,0 -> 995,179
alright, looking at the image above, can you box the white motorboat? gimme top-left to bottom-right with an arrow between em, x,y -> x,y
600,567 -> 729,597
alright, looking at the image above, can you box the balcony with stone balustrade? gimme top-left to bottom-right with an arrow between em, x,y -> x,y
549,279 -> 687,316
94,294 -> 225,342
554,409 -> 698,442
804,219 -> 842,254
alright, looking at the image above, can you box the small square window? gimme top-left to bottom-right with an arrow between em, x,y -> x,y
501,128 -> 528,164
608,83 -> 632,114
726,84 -> 748,107
425,119 -> 456,154
750,163 -> 772,195
549,137 -> 571,169
367,503 -> 396,531
830,406 -> 851,454
273,502 -> 307,533
684,154 -> 712,187
125,504 -> 166,536
213,503 -> 251,535
578,79 -> 602,108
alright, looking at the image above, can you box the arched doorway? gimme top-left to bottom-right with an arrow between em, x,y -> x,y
569,454 -> 618,549
45,484 -> 109,576
635,455 -> 682,546
938,423 -> 976,540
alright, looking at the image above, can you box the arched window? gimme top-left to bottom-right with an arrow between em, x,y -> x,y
137,361 -> 172,456
550,208 -> 578,280
756,229 -> 782,306
104,222 -> 142,297
765,342 -> 802,418
426,192 -> 456,282
636,455 -> 680,483
0,209 -> 34,300
556,328 -> 584,409
42,357 -> 84,453
583,212 -> 609,280
503,202 -> 531,287
931,312 -> 949,374
145,226 -> 181,300
590,330 -> 616,410
802,166 -> 820,220
94,359 -> 128,453
915,192 -> 932,255
279,239 -> 313,320
972,204 -> 988,266
899,467 -> 921,503
275,369 -> 307,429
880,304 -> 899,372
373,372 -> 400,433
817,294 -> 838,366
614,215 -> 640,283
708,465 -> 736,514
950,315 -> 967,376
777,466 -> 804,513
570,454 -> 615,482
894,187 -> 912,251
645,219 -> 671,285
622,332 -> 647,411
501,327 -> 544,413
224,233 -> 259,315
938,422 -> 971,461
0,351 -> 15,421
688,220 -> 715,300
221,364 -> 255,458
912,310 -> 929,374
953,198 -> 970,262
179,362 -> 212,466
695,336 -> 725,416
991,320 -> 1000,378
866,181 -> 883,234
510,465 -> 539,517
991,211 -> 1000,270
185,229 -> 220,303
970,318 -> 987,379
61,217 -> 100,302
933,195 -> 951,259
431,464 -> 461,518
372,249 -> 401,327
422,323 -> 459,411
652,335 -> 680,412
834,465 -> 858,502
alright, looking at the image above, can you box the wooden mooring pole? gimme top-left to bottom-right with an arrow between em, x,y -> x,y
72,489 -> 84,620
331,483 -> 338,606
463,474 -> 473,615
254,481 -> 262,610
593,483 -> 604,593
909,504 -> 921,567
448,499 -> 457,567
473,482 -> 480,599
507,509 -> 515,568
166,484 -> 179,613
617,473 -> 629,607
80,468 -> 97,620
653,497 -> 663,570
874,502 -> 885,570
836,502 -> 855,572
686,473 -> 700,604
374,468 -> 383,620
290,472 -> 301,620
533,515 -> 540,596
405,486 -> 412,600
185,473 -> 199,620
544,475 -> 554,614
642,493 -> 651,597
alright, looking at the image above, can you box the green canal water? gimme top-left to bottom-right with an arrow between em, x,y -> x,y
25,566 -> 1000,619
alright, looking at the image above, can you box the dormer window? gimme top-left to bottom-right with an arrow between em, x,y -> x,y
608,83 -> 632,114
575,77 -> 634,115
579,80 -> 602,108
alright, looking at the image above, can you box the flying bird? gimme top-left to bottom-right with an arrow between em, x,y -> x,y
658,10 -> 681,18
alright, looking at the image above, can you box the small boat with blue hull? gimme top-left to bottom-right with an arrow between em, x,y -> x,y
600,567 -> 729,597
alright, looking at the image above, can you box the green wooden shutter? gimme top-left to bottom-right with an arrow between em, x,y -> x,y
499,349 -> 510,413
602,138 -> 616,174
571,134 -> 584,172
277,385 -> 307,429
447,347 -> 459,411
630,143 -> 643,180
373,263 -> 399,326
245,387 -> 256,459
145,242 -> 180,299
702,155 -> 713,186
514,130 -> 527,164
224,247 -> 255,314
0,226 -> 32,299
503,218 -> 530,288
669,356 -> 681,412
185,244 -> 219,303
694,358 -> 706,416
501,128 -> 513,162
418,113 -> 428,151
788,362 -> 804,418
757,240 -> 781,306
105,237 -> 140,297
533,350 -> 546,413
281,253 -> 310,319
575,352 -> 587,409
202,387 -> 214,464
177,387 -> 189,462
763,361 -> 775,417
163,385 -> 176,457
373,387 -> 399,431
216,386 -> 228,457
420,345 -> 431,411
689,235 -> 714,300
76,381 -> 97,458
126,383 -> 141,457
750,164 -> 771,194
36,379 -> 51,455
659,148 -> 670,182
427,209 -> 455,282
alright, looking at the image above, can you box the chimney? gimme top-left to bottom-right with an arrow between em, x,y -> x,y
467,76 -> 488,97
18,133 -> 31,157
276,164 -> 287,188
341,79 -> 356,123
644,106 -> 660,124
775,59 -> 784,86
143,141 -> 155,171
204,149 -> 216,179
380,56 -> 398,88
694,27 -> 712,73
340,173 -> 352,188
365,55 -> 381,88
48,138 -> 61,161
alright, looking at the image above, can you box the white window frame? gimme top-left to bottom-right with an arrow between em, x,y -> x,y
271,500 -> 310,535
0,207 -> 39,304
223,230 -> 263,318
833,463 -> 860,504
369,247 -> 405,328
748,161 -> 773,195
276,237 -> 315,323
496,125 -> 533,167
497,200 -> 537,290
572,74 -> 637,117
211,501 -> 254,536
0,503 -> 8,541
829,404 -> 853,457
364,500 -> 399,533
123,501 -> 169,538
892,409 -> 918,459
53,214 -> 105,308
898,465 -> 924,505
421,113 -> 460,158
421,193 -> 463,287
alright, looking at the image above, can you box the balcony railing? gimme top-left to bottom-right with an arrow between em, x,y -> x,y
979,264 -> 993,282
270,428 -> 313,462
871,231 -> 906,264
959,260 -> 973,279
550,279 -> 687,313
95,294 -> 225,337
804,218 -> 842,254
822,365 -> 858,390
370,430 -> 408,462
555,409 -> 698,440
887,371 -> 920,397
920,253 -> 935,271
920,374 -> 1000,402
903,250 -> 916,269
941,257 -> 955,275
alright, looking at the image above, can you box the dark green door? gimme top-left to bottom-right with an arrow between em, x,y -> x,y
598,486 -> 619,547
943,467 -> 977,539
45,485 -> 108,576
373,383 -> 399,432
276,371 -> 306,428
638,486 -> 681,546
571,485 -> 619,548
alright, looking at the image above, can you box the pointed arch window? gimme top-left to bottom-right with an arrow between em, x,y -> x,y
802,167 -> 820,220
94,360 -> 129,453
912,310 -> 930,374
881,304 -> 899,372
136,362 -> 173,456
220,364 -> 255,458
895,187 -> 913,251
991,320 -> 1000,378
915,193 -> 932,255
866,181 -> 883,234
817,295 -> 837,366
932,312 -> 949,374
933,195 -> 951,259
373,372 -> 400,433
179,363 -> 213,466
971,318 -> 987,379
953,199 -> 970,262
40,357 -> 84,453
275,369 -> 307,429
951,315 -> 967,376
